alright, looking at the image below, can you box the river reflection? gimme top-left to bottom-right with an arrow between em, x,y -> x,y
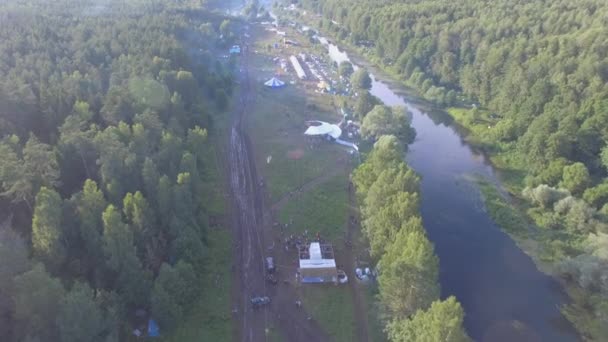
320,39 -> 579,341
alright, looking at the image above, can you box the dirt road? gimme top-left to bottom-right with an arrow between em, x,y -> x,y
229,35 -> 330,342
229,41 -> 268,342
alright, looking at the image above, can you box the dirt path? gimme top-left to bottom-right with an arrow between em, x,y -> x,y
229,39 -> 268,342
229,31 -> 330,342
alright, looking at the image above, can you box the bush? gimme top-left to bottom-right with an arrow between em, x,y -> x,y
522,184 -> 570,209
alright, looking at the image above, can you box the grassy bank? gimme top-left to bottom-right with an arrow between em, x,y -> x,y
476,179 -> 530,238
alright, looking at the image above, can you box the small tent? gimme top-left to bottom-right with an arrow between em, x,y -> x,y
229,45 -> 241,54
264,77 -> 286,88
148,319 -> 160,337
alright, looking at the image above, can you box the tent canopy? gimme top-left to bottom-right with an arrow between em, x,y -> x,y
304,121 -> 342,140
299,242 -> 338,283
264,77 -> 285,88
148,319 -> 160,337
229,45 -> 241,54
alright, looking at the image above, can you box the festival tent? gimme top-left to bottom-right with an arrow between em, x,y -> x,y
304,120 -> 342,140
299,242 -> 338,283
264,77 -> 286,88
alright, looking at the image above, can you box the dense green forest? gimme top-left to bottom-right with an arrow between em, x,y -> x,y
292,0 -> 608,339
352,135 -> 469,342
0,0 -> 236,340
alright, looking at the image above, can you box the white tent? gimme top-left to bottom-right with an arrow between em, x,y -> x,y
299,242 -> 338,283
289,55 -> 307,79
304,121 -> 342,140
264,77 -> 285,88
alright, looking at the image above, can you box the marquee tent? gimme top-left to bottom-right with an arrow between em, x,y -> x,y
264,77 -> 286,88
304,120 -> 342,140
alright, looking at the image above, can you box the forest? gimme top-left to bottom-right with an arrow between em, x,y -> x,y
294,0 -> 608,339
0,0 -> 236,340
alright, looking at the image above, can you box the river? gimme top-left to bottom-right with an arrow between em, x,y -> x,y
320,38 -> 579,341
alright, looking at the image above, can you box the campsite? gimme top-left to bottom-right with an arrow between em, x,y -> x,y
224,13 -> 380,341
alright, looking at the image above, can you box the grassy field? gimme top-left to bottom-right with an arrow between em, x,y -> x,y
300,285 -> 356,342
248,85 -> 348,201
244,25 -> 360,341
244,30 -> 350,201
277,171 -> 349,242
159,229 -> 232,342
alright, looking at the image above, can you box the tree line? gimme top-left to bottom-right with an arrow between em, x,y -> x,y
295,0 -> 608,196
352,135 -> 470,342
293,0 -> 608,338
0,0 -> 236,340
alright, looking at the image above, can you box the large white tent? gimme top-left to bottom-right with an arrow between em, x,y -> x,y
299,242 -> 338,283
289,55 -> 307,79
264,77 -> 285,88
304,120 -> 342,140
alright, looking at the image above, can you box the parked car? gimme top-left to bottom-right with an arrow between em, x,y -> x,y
266,257 -> 275,273
250,296 -> 271,308
337,270 -> 348,284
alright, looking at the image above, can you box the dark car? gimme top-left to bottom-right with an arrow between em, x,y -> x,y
250,296 -> 271,308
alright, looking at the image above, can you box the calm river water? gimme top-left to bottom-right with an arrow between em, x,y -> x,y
320,38 -> 579,342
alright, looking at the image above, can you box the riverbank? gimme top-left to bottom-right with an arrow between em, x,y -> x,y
273,7 -> 580,341
274,3 -> 564,274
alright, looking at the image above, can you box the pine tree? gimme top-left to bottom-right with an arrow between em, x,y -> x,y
32,187 -> 66,270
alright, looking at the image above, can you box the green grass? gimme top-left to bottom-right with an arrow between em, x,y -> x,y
365,284 -> 387,342
266,326 -> 285,342
476,178 -> 530,238
159,229 -> 232,342
300,285 -> 356,342
246,51 -> 352,201
250,89 -> 347,200
247,26 -> 359,341
277,171 -> 349,242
